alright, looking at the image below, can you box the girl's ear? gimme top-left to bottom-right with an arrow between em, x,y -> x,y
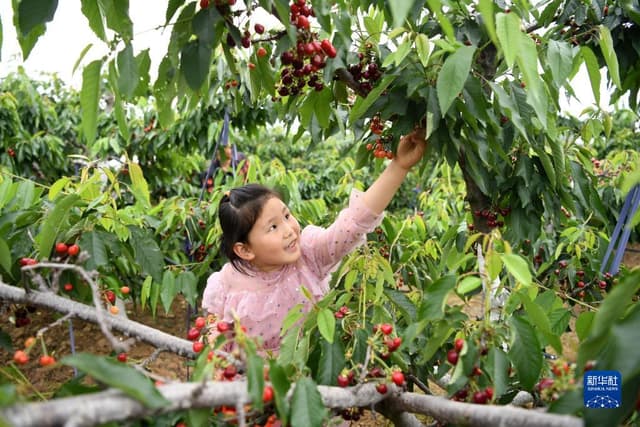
233,242 -> 255,261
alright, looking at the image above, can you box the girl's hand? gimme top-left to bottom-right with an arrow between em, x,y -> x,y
394,126 -> 426,170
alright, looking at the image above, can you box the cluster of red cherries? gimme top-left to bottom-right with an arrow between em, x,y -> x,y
275,0 -> 338,98
347,50 -> 383,96
365,115 -> 394,159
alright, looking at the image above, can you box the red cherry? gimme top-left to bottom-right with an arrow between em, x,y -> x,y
39,355 -> 56,366
447,349 -> 459,365
391,371 -> 405,386
67,244 -> 80,256
200,0 -> 209,8
254,23 -> 265,34
454,338 -> 465,352
376,383 -> 388,394
117,352 -> 128,362
257,47 -> 267,57
193,341 -> 205,353
485,387 -> 494,400
223,364 -> 237,379
337,374 -> 349,387
217,321 -> 230,333
472,390 -> 488,404
187,327 -> 201,341
194,316 -> 206,329
380,323 -> 393,335
105,290 -> 116,304
20,257 -> 37,266
55,242 -> 68,255
13,350 -> 29,365
296,15 -> 310,29
320,39 -> 337,58
262,385 -> 274,402
63,283 -> 73,292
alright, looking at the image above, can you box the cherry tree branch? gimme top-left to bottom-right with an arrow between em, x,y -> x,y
0,282 -> 195,358
0,379 -> 583,427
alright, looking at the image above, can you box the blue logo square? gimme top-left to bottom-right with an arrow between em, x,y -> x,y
584,370 -> 622,408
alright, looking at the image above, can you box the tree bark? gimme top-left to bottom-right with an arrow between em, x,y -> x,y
0,282 -> 195,358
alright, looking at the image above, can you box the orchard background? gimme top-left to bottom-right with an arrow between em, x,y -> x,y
1,0 -> 640,426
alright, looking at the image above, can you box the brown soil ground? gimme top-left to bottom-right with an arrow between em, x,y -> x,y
2,245 -> 639,425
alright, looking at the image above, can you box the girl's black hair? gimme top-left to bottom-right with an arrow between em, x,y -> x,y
218,183 -> 282,273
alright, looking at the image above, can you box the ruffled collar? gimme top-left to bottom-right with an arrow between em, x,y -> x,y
220,262 -> 293,291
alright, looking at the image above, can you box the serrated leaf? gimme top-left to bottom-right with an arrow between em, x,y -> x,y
48,177 -> 70,200
177,270 -> 197,307
575,311 -> 595,341
34,194 -> 81,257
247,352 -> 265,410
180,39 -> 212,91
79,230 -> 109,270
80,59 -> 102,144
317,308 -> 335,343
140,275 -> 153,311
18,0 -> 58,36
116,42 -> 138,98
547,40 -> 576,87
160,270 -> 177,314
0,238 -> 12,276
127,161 -> 150,209
81,0 -> 106,41
268,360 -> 291,425
580,46 -> 601,105
290,377 -> 327,427
436,45 -> 475,114
457,276 -> 482,294
349,75 -> 396,123
508,315 -> 542,390
129,228 -> 163,283
415,33 -> 431,68
62,353 -> 169,408
501,253 -> 532,286
477,0 -> 498,46
317,338 -> 346,385
598,25 -> 621,88
389,0 -> 414,28
495,11 -> 521,68
418,274 -> 456,321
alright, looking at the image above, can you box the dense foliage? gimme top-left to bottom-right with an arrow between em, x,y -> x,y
1,0 -> 640,426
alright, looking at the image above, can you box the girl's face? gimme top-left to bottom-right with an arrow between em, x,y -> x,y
242,196 -> 301,271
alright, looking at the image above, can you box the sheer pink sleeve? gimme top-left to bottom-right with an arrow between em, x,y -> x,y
301,189 -> 383,278
202,272 -> 228,319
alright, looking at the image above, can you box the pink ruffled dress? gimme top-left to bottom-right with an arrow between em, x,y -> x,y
201,189 -> 383,352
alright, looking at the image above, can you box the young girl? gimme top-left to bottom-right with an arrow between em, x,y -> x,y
202,127 -> 426,353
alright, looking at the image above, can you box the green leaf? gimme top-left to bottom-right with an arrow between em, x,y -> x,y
477,0 -> 498,46
575,310 -> 595,341
48,177 -> 70,200
349,75 -> 395,123
79,230 -> 109,270
598,25 -> 621,88
516,32 -> 547,128
34,194 -> 81,258
290,377 -> 327,427
81,0 -> 106,41
247,352 -> 265,410
18,0 -> 58,36
140,275 -> 153,311
180,39 -> 212,91
580,46 -> 601,106
496,11 -> 522,68
317,308 -> 335,343
508,315 -> 542,390
436,45 -> 475,114
501,253 -> 532,286
116,42 -> 138,98
415,34 -> 431,68
160,270 -> 177,314
129,227 -> 163,283
418,274 -> 457,321
102,0 -> 133,40
0,238 -> 12,276
547,40 -> 576,88
127,161 -> 150,208
177,270 -> 197,307
457,276 -> 482,294
80,59 -> 102,144
192,7 -> 222,45
426,0 -> 454,41
268,360 -> 291,426
389,0 -> 414,28
317,338 -> 346,386
62,353 -> 169,408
